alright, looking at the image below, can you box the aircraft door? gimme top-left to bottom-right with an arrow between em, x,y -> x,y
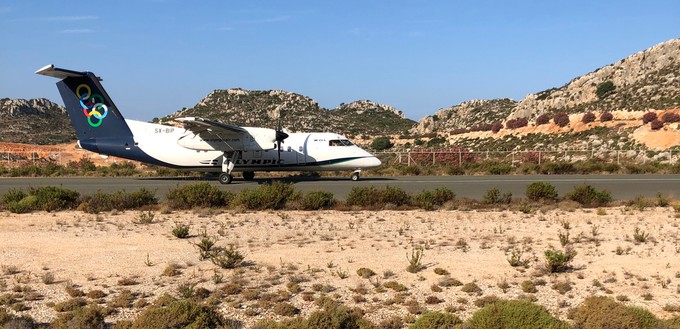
298,135 -> 311,165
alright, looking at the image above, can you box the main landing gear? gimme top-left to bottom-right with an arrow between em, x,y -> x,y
242,171 -> 255,181
218,151 -> 241,185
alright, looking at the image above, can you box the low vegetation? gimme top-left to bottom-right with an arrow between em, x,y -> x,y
0,181 -> 632,214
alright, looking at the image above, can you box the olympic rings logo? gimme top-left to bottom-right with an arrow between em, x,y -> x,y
76,84 -> 108,127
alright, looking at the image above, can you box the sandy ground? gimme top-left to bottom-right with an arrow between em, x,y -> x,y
1,207 -> 680,326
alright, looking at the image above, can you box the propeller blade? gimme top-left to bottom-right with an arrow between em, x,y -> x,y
275,130 -> 289,142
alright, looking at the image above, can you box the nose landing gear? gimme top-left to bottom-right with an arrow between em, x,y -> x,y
351,170 -> 361,181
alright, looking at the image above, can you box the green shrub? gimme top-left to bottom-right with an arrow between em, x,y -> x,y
596,81 -> 616,99
300,191 -> 336,210
3,186 -> 79,213
166,183 -> 231,209
525,182 -> 558,202
467,300 -> 569,329
488,163 -> 512,175
572,296 -> 662,329
130,299 -> 227,329
51,305 -> 106,329
0,306 -> 37,328
233,182 -> 298,210
544,247 -> 577,273
483,187 -> 511,205
80,188 -> 158,213
209,244 -> 245,269
412,188 -> 455,210
1,189 -> 26,205
172,223 -> 190,239
273,302 -> 300,317
371,136 -> 393,151
346,186 -> 380,207
356,268 -> 376,278
30,186 -> 80,211
346,186 -> 410,208
305,303 -> 375,329
410,311 -> 462,329
4,195 -> 38,213
566,184 -> 613,207
381,186 -> 411,206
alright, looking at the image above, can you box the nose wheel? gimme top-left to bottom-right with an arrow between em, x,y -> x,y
351,170 -> 361,181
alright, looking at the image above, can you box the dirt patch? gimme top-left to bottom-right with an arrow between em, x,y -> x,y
1,208 -> 679,326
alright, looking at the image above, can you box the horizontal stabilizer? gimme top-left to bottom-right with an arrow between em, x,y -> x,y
35,64 -> 101,81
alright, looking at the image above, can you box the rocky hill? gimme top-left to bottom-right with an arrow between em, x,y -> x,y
508,38 -> 680,120
161,89 -> 416,138
0,98 -> 74,145
408,38 -> 680,151
413,99 -> 517,135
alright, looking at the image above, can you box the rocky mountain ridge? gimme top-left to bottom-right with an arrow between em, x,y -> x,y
0,98 -> 74,145
508,38 -> 680,120
162,89 -> 416,137
415,38 -> 680,135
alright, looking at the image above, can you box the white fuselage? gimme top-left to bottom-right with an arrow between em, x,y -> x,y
124,120 -> 381,172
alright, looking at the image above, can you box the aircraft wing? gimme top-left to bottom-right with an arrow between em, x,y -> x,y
175,117 -> 246,140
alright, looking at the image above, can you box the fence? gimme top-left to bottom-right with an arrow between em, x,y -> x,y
0,148 -> 63,166
377,149 -> 678,167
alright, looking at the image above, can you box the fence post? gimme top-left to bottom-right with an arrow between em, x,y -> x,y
538,151 -> 541,165
432,152 -> 435,165
458,151 -> 462,166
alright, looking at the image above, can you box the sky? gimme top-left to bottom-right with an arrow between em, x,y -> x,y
1,1 -> 679,122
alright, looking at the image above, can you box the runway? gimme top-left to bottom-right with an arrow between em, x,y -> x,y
0,174 -> 678,201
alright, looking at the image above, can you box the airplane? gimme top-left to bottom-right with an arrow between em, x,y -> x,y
35,65 -> 381,184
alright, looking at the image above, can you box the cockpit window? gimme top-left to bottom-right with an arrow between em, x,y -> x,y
329,139 -> 354,146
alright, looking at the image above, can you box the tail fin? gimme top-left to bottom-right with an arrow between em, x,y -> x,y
35,65 -> 133,140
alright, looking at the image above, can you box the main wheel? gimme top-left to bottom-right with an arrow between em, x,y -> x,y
351,172 -> 360,181
243,171 -> 255,181
218,173 -> 233,184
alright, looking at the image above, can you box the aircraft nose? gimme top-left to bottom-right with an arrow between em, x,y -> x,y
365,156 -> 381,168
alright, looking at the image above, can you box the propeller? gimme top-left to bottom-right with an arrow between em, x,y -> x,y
274,106 -> 288,165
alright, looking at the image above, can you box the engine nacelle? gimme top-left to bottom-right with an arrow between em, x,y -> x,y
242,127 -> 277,151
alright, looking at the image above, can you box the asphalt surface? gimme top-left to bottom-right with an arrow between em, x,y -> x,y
0,174 -> 678,201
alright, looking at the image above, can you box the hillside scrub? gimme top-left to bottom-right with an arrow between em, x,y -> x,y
553,112 -> 570,127
535,113 -> 550,125
642,111 -> 658,124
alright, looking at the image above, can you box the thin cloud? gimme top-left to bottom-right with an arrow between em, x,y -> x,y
59,29 -> 95,34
